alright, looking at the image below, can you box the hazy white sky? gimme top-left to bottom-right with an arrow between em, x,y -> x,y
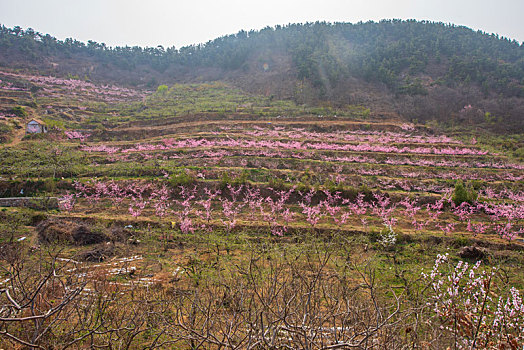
0,0 -> 522,48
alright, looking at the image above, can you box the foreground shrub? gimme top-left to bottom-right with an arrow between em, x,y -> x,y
452,180 -> 478,205
423,253 -> 524,349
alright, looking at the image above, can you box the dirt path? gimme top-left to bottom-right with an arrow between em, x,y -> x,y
114,119 -> 404,132
1,127 -> 25,148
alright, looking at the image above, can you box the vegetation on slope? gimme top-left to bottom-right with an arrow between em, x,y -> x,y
1,20 -> 523,132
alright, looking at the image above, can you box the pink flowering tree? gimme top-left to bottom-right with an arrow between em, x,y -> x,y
262,187 -> 295,236
58,192 -> 76,212
198,188 -> 221,232
65,130 -> 91,142
347,193 -> 369,230
372,193 -> 397,229
176,186 -> 197,234
400,197 -> 426,232
220,185 -> 244,233
298,189 -> 324,230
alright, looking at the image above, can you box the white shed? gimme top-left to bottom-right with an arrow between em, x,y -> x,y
26,119 -> 48,134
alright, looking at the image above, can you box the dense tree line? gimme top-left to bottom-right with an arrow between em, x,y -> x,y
1,20 -> 522,96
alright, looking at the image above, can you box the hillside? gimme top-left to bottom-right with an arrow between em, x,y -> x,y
1,77 -> 524,348
1,20 -> 523,132
1,20 -> 524,349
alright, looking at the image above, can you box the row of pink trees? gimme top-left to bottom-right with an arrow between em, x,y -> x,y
245,125 -> 460,145
59,180 -> 524,241
81,143 -> 524,171
0,70 -> 146,101
82,136 -> 489,156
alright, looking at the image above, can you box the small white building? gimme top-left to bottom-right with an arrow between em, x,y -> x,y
26,119 -> 48,134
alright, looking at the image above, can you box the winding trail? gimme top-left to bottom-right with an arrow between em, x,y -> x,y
1,126 -> 25,149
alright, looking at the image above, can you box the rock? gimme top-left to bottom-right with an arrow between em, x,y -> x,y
72,225 -> 107,245
110,226 -> 133,243
76,244 -> 115,262
458,246 -> 488,260
37,219 -> 74,244
37,219 -> 109,245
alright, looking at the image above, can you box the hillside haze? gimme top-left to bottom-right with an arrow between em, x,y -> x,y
1,20 -> 524,131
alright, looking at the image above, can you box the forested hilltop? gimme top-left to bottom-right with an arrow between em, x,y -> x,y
1,20 -> 523,131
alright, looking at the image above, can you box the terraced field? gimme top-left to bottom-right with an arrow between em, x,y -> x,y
1,71 -> 524,349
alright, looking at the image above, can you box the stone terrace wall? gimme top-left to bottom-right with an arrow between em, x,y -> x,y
0,197 -> 58,209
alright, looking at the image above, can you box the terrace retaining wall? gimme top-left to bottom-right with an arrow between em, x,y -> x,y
0,197 -> 58,209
